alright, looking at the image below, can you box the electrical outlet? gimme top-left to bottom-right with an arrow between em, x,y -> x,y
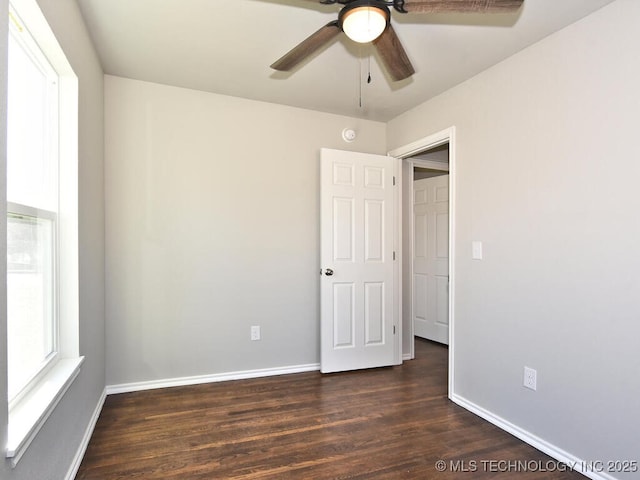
250,326 -> 261,341
523,366 -> 537,391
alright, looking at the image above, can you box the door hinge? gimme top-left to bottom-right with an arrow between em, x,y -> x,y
393,176 -> 396,186
393,325 -> 396,335
392,251 -> 396,261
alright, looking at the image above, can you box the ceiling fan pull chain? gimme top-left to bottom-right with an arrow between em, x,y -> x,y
359,45 -> 363,108
367,54 -> 372,84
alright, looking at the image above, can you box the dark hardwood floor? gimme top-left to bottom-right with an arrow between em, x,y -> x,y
77,339 -> 584,479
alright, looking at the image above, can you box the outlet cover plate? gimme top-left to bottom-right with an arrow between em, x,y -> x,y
523,366 -> 537,391
251,326 -> 261,341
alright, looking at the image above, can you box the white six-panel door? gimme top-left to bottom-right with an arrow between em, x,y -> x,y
413,175 -> 449,344
320,148 -> 396,373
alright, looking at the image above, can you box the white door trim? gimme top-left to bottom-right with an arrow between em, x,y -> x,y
411,159 -> 449,172
389,127 -> 456,398
393,157 -> 402,366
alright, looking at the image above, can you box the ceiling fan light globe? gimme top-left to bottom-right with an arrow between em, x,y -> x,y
341,6 -> 388,43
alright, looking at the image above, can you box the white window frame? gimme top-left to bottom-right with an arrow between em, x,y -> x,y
6,10 -> 61,405
5,0 -> 83,467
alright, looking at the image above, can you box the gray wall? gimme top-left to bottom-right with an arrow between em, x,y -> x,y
104,75 -> 387,387
389,0 -> 640,473
0,1 -> 105,479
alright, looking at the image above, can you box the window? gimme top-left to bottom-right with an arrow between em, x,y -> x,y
7,212 -> 56,402
7,8 -> 60,405
6,1 -> 81,466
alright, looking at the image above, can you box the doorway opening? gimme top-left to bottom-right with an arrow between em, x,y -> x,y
389,127 -> 455,396
410,147 -> 450,348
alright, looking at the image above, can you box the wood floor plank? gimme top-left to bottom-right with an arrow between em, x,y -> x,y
76,340 -> 585,479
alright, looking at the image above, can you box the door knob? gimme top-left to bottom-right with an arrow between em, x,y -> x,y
324,268 -> 334,276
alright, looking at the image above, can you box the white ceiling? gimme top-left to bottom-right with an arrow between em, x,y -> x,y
76,0 -> 616,122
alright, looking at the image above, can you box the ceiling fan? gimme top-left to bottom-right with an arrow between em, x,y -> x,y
271,0 -> 524,82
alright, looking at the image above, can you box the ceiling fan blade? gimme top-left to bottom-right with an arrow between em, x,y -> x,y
271,21 -> 341,72
373,24 -> 415,82
401,0 -> 523,14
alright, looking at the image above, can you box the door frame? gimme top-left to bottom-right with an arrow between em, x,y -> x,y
389,126 -> 456,397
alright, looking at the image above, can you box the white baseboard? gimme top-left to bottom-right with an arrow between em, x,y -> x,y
402,353 -> 413,361
450,393 -> 618,480
66,388 -> 106,480
106,363 -> 321,395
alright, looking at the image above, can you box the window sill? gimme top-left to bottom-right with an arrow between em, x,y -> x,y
6,356 -> 84,467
